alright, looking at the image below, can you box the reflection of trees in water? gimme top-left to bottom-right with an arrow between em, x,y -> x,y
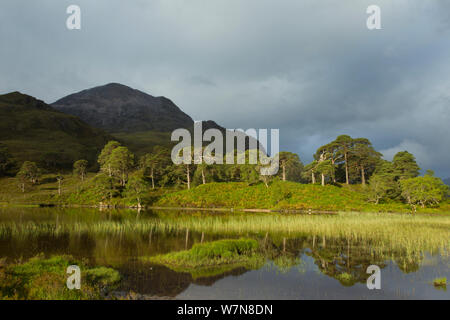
92,233 -> 425,294
1,224 -> 427,296
261,236 -> 306,273
303,236 -> 423,286
306,236 -> 386,286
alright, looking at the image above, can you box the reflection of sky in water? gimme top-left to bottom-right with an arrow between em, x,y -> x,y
177,254 -> 450,300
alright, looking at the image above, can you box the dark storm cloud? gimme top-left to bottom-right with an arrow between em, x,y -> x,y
1,0 -> 449,176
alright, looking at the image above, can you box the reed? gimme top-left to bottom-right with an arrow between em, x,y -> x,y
1,211 -> 449,256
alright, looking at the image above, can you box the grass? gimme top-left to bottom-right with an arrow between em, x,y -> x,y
0,254 -> 120,300
142,239 -> 265,278
1,210 -> 448,258
2,175 -> 449,216
144,238 -> 260,268
433,277 -> 447,289
336,272 -> 355,286
155,181 -> 450,214
0,174 -> 164,207
0,174 -> 92,205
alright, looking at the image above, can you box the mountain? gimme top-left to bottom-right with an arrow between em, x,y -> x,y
52,83 -> 194,133
0,92 -> 112,170
51,83 -> 258,157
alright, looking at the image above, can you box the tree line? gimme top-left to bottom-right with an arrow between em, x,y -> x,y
3,135 -> 448,208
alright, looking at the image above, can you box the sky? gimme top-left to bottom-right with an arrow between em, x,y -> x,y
1,0 -> 450,177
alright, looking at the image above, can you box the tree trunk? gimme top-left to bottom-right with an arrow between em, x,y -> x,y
321,174 -> 325,186
20,183 -> 25,193
151,167 -> 155,189
201,168 -> 206,184
57,179 -> 62,196
331,159 -> 336,183
345,152 -> 349,184
360,165 -> 366,185
185,228 -> 189,249
311,171 -> 316,184
137,197 -> 141,208
186,165 -> 191,190
282,161 -> 286,181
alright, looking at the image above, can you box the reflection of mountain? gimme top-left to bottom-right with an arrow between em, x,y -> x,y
116,262 -> 251,297
192,266 -> 249,286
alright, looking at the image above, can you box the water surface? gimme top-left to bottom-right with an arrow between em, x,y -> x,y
0,207 -> 448,300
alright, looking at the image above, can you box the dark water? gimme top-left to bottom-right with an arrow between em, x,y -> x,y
0,207 -> 448,300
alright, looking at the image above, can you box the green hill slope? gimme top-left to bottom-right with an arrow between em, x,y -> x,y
0,92 -> 112,170
155,180 -> 383,211
155,180 -> 450,213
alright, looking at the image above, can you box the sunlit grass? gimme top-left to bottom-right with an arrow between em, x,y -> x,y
1,211 -> 448,258
433,277 -> 447,289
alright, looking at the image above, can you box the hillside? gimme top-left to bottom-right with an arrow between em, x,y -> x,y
155,181 -> 408,212
155,181 -> 450,213
0,92 -> 111,169
52,83 -> 194,133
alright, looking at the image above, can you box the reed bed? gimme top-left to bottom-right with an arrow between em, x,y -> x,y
1,211 -> 449,257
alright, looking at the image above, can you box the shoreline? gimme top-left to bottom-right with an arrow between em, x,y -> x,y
2,202 -> 449,216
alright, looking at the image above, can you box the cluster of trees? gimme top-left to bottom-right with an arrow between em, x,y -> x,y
365,152 -> 448,208
303,135 -> 382,186
302,135 -> 448,207
91,141 -> 305,201
7,135 -> 449,208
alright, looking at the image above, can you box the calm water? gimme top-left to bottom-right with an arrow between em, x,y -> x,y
0,207 -> 448,300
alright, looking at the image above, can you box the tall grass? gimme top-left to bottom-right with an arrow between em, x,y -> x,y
1,210 -> 449,256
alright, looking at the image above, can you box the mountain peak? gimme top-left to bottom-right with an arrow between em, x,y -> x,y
52,84 -> 194,133
0,91 -> 52,111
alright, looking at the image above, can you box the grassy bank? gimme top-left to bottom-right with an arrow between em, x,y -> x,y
142,238 -> 265,278
0,174 -> 165,207
0,254 -> 120,299
1,176 -> 449,215
155,181 -> 450,214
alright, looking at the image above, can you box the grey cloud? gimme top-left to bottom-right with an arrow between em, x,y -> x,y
0,0 -> 449,176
